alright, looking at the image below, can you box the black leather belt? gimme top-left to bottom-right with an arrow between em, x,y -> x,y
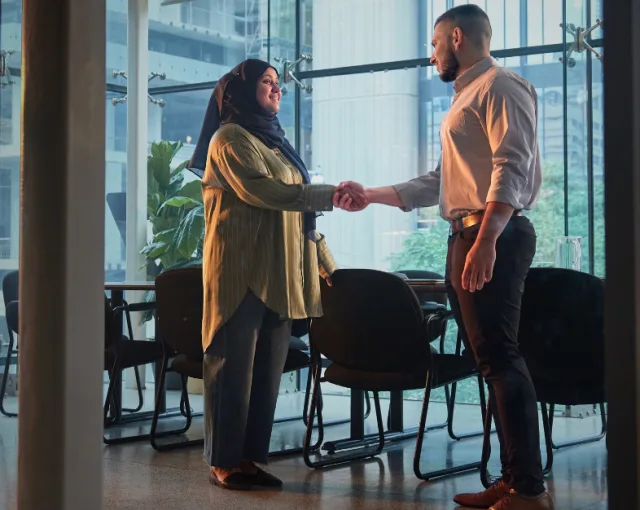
450,210 -> 522,234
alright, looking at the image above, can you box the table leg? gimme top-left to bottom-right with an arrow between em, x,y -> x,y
108,289 -> 124,422
388,390 -> 404,432
154,314 -> 167,414
350,389 -> 365,440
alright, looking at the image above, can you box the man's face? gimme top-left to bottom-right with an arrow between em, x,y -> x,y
429,21 -> 460,83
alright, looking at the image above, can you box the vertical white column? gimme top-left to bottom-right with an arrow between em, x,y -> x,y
311,0 -> 419,270
9,81 -> 22,261
126,0 -> 149,284
18,0 -> 105,508
125,0 -> 149,387
10,79 -> 21,150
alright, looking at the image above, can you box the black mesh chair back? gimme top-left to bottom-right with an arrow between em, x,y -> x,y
2,271 -> 18,307
395,269 -> 447,306
481,267 -> 606,480
519,267 -> 604,396
155,267 -> 203,361
0,271 -> 19,417
311,269 -> 430,373
5,301 -> 17,335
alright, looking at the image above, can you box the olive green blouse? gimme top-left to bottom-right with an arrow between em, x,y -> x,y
201,123 -> 338,350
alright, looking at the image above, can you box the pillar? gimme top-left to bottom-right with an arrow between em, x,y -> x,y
603,0 -> 640,507
18,0 -> 106,508
125,0 -> 149,388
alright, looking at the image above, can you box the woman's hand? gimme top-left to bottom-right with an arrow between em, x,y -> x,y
333,182 -> 369,211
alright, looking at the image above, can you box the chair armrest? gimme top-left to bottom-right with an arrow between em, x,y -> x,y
112,303 -> 153,342
423,308 -> 455,354
122,300 -> 156,313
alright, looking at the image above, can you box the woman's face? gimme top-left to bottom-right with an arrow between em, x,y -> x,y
255,68 -> 281,114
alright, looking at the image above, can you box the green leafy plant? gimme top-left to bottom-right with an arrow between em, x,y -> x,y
139,141 -> 205,322
141,140 -> 204,277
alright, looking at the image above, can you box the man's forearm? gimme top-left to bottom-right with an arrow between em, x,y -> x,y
476,201 -> 516,244
365,186 -> 404,208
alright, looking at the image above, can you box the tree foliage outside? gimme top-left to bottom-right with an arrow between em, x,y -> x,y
388,160 -> 604,277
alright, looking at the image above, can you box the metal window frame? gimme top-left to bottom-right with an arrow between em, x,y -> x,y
98,0 -> 602,279
135,0 -> 602,276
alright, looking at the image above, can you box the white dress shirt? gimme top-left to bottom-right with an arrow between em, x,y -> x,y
393,57 -> 542,221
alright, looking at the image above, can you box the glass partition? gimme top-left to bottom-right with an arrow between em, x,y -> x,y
0,0 -> 22,345
0,0 -> 605,404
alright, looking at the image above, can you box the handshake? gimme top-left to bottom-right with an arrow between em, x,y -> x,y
332,181 -> 369,212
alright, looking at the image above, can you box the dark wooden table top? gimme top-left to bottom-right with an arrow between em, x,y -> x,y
105,279 -> 445,294
104,281 -> 156,292
407,279 -> 447,294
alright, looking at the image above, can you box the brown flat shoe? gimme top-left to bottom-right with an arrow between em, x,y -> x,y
209,469 -> 254,491
253,467 -> 283,488
490,490 -> 556,510
454,479 -> 511,508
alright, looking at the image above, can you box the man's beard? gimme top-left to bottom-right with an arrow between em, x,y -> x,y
438,48 -> 460,83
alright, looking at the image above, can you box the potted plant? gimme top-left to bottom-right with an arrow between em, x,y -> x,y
141,140 -> 205,391
142,140 -> 204,277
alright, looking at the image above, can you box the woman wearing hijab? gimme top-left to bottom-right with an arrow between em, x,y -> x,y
188,59 -> 361,490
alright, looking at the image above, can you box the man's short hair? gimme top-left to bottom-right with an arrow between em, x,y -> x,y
435,5 -> 492,47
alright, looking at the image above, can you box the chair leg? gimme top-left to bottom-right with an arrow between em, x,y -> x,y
103,355 -> 196,446
103,361 -> 125,444
414,372 -> 482,481
271,370 -> 325,458
448,375 -> 492,440
0,337 -> 17,418
303,364 -> 385,468
122,365 -> 144,413
540,403 -> 554,475
547,402 -> 607,450
276,366 -> 354,429
150,365 -> 202,451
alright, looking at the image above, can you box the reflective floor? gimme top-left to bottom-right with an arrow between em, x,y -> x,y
0,387 -> 607,509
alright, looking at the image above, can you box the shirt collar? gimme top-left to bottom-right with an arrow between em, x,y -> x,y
453,56 -> 497,93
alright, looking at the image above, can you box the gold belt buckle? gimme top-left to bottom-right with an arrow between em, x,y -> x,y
452,212 -> 483,233
461,214 -> 480,229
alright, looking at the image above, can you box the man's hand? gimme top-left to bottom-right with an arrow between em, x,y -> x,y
461,239 -> 496,292
333,182 -> 369,211
460,201 -> 515,292
334,181 -> 369,212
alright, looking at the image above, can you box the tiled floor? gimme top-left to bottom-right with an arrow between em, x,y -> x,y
0,388 -> 608,509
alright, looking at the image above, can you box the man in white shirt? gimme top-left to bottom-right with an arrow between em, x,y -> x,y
339,6 -> 553,509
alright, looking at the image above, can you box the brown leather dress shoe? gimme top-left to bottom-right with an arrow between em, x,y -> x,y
253,467 -> 283,488
209,469 -> 254,490
453,479 -> 511,508
490,490 -> 556,509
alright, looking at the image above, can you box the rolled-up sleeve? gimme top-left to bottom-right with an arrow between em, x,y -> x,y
392,158 -> 442,212
315,232 -> 338,279
210,128 -> 335,212
484,77 -> 537,208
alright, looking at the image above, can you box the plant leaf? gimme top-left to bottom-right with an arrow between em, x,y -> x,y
173,206 -> 205,259
141,241 -> 169,259
170,159 -> 189,179
178,180 -> 203,202
159,196 -> 202,211
153,228 -> 177,243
